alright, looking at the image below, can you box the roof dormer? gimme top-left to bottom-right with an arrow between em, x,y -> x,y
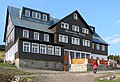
20,7 -> 50,22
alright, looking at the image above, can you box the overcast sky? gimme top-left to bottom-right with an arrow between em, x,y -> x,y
0,0 -> 120,55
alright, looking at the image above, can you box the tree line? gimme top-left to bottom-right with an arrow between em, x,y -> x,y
108,55 -> 120,64
0,45 -> 5,51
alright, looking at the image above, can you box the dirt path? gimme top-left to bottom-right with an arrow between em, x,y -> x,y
20,69 -> 120,82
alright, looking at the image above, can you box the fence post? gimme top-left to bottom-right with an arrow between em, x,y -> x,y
85,59 -> 88,64
97,60 -> 100,65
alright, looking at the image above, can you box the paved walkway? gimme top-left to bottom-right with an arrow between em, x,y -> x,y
20,68 -> 120,82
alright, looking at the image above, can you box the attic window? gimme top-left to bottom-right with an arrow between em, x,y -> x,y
43,14 -> 47,21
32,12 -> 36,18
32,11 -> 41,19
25,10 -> 30,17
74,13 -> 78,20
36,13 -> 41,19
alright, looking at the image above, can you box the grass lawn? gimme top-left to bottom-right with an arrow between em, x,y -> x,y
96,78 -> 120,82
0,51 -> 5,59
0,62 -> 16,68
0,62 -> 32,82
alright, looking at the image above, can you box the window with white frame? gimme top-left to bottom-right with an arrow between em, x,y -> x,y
23,30 -> 29,38
43,14 -> 47,21
101,45 -> 105,51
32,11 -> 36,18
36,13 -> 41,19
61,22 -> 69,29
25,10 -> 30,17
71,37 -> 80,45
83,39 -> 90,47
40,44 -> 46,54
44,34 -> 49,42
76,52 -> 80,59
32,43 -> 39,53
59,35 -> 68,43
32,12 -> 41,19
72,25 -> 79,32
47,45 -> 54,55
96,44 -> 100,50
82,28 -> 89,34
92,43 -> 94,49
55,46 -> 61,56
34,32 -> 39,40
74,13 -> 78,20
23,42 -> 30,52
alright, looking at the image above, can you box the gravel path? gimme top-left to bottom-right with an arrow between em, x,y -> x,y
20,68 -> 120,82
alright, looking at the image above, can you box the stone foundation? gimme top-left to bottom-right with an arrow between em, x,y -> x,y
70,64 -> 87,71
15,59 -> 63,71
87,64 -> 107,71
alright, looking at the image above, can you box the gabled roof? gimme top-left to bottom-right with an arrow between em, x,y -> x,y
3,6 -> 60,42
92,32 -> 109,45
49,10 -> 93,33
7,6 -> 55,33
4,6 -> 108,45
49,10 -> 94,34
89,26 -> 108,45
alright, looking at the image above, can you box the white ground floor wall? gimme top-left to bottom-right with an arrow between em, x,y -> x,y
5,42 -> 18,61
91,54 -> 107,60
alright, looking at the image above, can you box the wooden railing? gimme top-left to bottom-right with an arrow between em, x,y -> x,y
71,58 -> 108,65
100,60 -> 108,65
72,59 -> 85,64
88,59 -> 95,64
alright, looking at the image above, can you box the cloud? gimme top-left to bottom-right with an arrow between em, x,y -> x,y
111,38 -> 120,43
115,20 -> 120,24
105,34 -> 120,44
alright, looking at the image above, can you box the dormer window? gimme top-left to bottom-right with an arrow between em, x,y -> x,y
32,12 -> 36,18
25,10 -> 30,17
74,13 -> 78,20
36,13 -> 41,19
43,14 -> 47,21
32,12 -> 41,19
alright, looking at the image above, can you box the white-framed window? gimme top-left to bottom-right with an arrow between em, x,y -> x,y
101,45 -> 105,51
25,10 -> 30,17
96,44 -> 100,50
82,28 -> 89,34
48,45 -> 54,55
72,25 -> 79,32
34,32 -> 39,40
55,46 -> 61,56
40,44 -> 46,54
23,42 -> 30,52
36,13 -> 41,19
32,11 -> 36,18
23,30 -> 29,38
83,39 -> 90,47
92,43 -> 94,49
71,37 -> 80,45
59,35 -> 68,43
32,43 -> 39,53
61,22 -> 69,29
43,14 -> 47,21
44,34 -> 49,42
74,13 -> 78,20
32,11 -> 41,19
